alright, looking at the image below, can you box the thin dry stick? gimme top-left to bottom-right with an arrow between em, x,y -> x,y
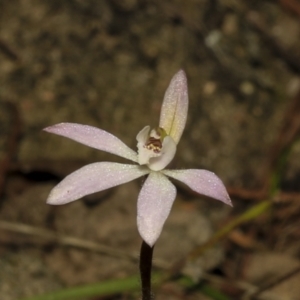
0,220 -> 168,269
0,38 -> 20,61
249,265 -> 300,299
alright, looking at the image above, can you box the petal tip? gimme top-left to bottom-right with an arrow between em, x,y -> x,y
43,123 -> 63,133
225,196 -> 233,207
46,196 -> 59,205
170,70 -> 187,93
43,126 -> 52,132
174,69 -> 187,85
218,186 -> 233,207
46,192 -> 64,205
176,69 -> 187,79
138,223 -> 159,247
46,184 -> 71,205
143,237 -> 156,247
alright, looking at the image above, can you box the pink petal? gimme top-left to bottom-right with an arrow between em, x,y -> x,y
44,123 -> 138,162
47,163 -> 149,205
137,172 -> 176,246
159,70 -> 188,144
163,169 -> 232,206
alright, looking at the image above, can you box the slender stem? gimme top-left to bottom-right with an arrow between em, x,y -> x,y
139,240 -> 154,300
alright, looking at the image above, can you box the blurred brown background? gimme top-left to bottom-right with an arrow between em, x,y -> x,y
1,1 -> 300,299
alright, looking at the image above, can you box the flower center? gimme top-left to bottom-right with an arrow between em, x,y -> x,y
136,126 -> 176,171
145,137 -> 162,153
144,127 -> 166,154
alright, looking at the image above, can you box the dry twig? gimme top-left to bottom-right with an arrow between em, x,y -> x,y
0,220 -> 168,269
247,265 -> 300,299
0,38 -> 20,61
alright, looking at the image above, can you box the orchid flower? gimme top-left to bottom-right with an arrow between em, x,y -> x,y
44,70 -> 232,247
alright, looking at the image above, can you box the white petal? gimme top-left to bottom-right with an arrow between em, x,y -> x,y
47,162 -> 149,205
159,70 -> 188,144
163,169 -> 232,206
137,172 -> 176,246
44,123 -> 138,162
136,126 -> 160,165
136,125 -> 150,144
148,136 -> 177,171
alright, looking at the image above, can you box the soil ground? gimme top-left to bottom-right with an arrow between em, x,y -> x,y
1,1 -> 300,299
